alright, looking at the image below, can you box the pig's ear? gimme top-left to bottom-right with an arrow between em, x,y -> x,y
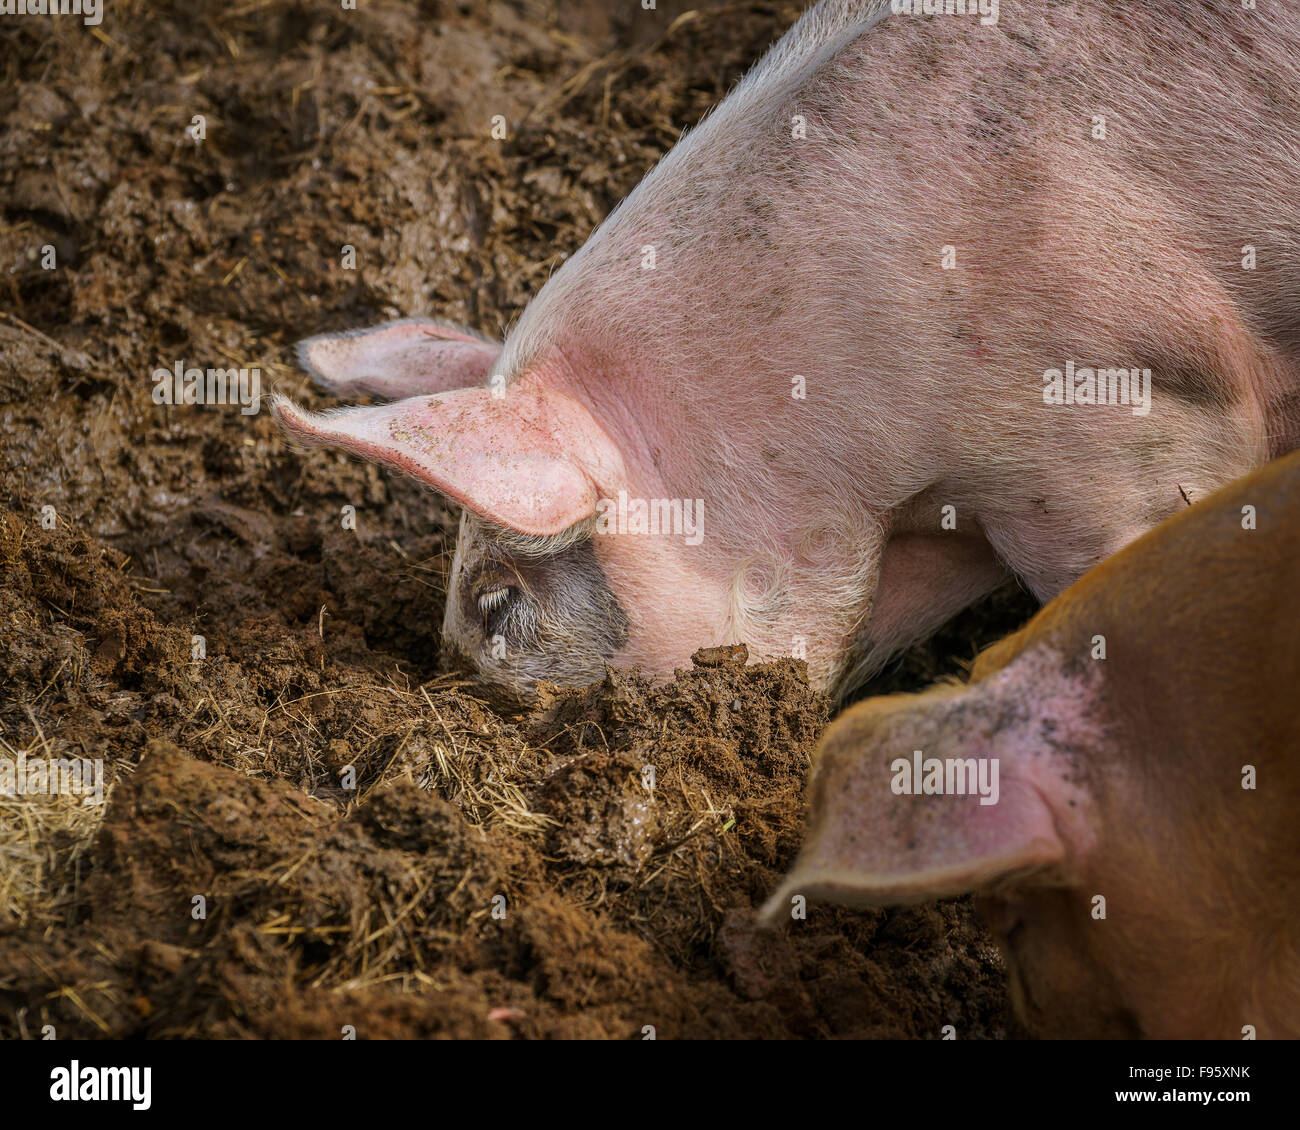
295,318 -> 500,400
761,684 -> 1079,923
271,385 -> 625,537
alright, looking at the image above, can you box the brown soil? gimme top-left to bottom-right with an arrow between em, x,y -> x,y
0,0 -> 1035,1039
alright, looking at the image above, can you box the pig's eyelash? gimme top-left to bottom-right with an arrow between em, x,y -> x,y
482,585 -> 539,646
477,587 -> 513,616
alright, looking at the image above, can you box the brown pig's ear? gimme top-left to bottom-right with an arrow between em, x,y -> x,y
296,318 -> 500,400
760,682 -> 1078,924
272,384 -> 625,538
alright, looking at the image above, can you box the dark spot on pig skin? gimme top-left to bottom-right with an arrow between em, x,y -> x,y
1267,387 -> 1300,457
967,104 -> 1022,160
448,526 -> 630,704
903,33 -> 945,82
1003,29 -> 1043,56
1128,432 -> 1176,473
733,221 -> 769,247
733,191 -> 777,250
742,191 -> 774,224
1053,646 -> 1097,690
1138,356 -> 1239,410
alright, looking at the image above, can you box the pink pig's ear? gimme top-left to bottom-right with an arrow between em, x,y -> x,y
272,385 -> 625,537
760,681 -> 1084,923
295,318 -> 500,400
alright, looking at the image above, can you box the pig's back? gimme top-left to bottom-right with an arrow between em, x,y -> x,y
842,2 -> 1300,447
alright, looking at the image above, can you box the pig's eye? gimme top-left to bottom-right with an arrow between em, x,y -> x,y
476,586 -> 515,629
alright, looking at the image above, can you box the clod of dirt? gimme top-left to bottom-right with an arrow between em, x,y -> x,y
691,643 -> 749,668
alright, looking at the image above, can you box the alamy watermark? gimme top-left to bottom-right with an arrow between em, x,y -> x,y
152,360 -> 262,415
891,0 -> 999,27
50,1061 -> 150,1110
0,0 -> 102,25
1043,361 -> 1152,416
1,754 -> 105,806
594,490 -> 704,546
891,749 -> 1000,806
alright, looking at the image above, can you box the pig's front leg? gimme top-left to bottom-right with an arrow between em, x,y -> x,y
841,528 -> 1011,696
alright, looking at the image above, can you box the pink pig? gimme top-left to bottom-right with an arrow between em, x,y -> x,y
274,0 -> 1300,700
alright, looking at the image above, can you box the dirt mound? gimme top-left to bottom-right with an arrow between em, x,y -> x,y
0,0 -> 1035,1039
0,607 -> 1013,1038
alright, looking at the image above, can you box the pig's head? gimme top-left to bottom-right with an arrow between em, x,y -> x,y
760,645 -> 1249,1039
273,319 -> 734,701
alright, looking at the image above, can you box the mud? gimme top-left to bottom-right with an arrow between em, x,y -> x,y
0,0 -> 1035,1038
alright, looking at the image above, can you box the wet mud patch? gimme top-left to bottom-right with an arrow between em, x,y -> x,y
0,0 -> 1032,1038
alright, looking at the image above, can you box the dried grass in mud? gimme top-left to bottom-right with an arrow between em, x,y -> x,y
0,0 -> 1036,1038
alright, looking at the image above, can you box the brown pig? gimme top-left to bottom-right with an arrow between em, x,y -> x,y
762,450 -> 1300,1039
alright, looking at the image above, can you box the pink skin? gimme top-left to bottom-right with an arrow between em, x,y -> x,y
525,356 -> 880,685
274,376 -> 629,537
588,536 -> 736,680
275,2 -> 1300,699
296,317 -> 499,401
